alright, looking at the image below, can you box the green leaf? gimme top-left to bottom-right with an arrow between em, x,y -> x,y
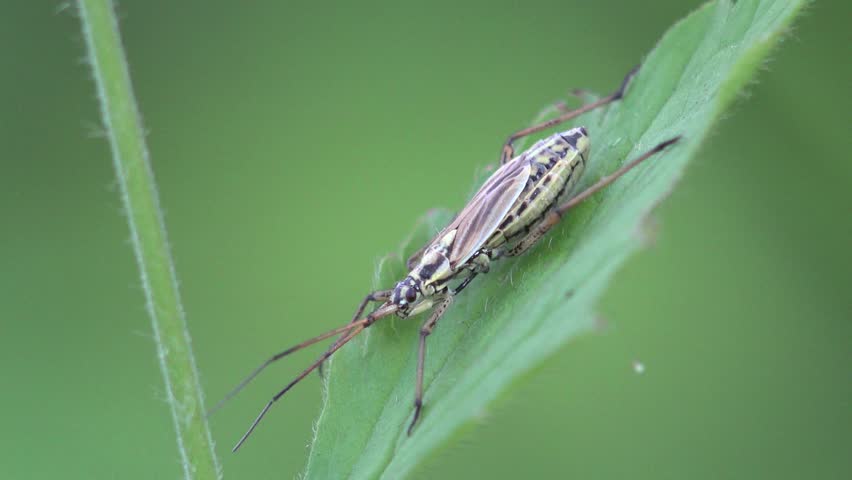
306,1 -> 806,478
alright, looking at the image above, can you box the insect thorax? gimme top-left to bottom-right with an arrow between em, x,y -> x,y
391,229 -> 457,310
411,229 -> 457,293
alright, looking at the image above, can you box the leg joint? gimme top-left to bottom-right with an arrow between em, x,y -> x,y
420,324 -> 434,336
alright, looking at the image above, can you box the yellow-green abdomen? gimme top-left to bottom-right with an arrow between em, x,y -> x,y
486,128 -> 589,250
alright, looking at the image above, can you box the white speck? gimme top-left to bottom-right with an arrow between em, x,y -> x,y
632,360 -> 645,374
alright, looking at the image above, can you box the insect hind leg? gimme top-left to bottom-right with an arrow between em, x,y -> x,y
499,65 -> 639,165
505,136 -> 681,257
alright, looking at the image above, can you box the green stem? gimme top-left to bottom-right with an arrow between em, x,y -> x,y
77,1 -> 222,478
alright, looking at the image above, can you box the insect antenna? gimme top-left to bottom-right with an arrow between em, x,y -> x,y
208,320 -> 371,417
231,302 -> 399,452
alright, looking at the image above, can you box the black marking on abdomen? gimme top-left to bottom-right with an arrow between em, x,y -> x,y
509,160 -> 580,242
530,187 -> 541,200
561,130 -> 584,147
528,172 -> 540,184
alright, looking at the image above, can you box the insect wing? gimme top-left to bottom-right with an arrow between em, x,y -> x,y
447,156 -> 531,268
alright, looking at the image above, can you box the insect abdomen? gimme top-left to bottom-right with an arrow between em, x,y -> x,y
488,129 -> 589,249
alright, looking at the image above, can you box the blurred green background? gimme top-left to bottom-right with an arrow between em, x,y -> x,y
2,1 -> 849,479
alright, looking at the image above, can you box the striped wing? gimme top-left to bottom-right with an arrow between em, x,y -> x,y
445,156 -> 531,268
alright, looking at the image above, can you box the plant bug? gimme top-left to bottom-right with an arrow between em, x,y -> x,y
216,67 -> 681,451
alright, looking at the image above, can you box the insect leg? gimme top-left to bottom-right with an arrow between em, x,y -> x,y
505,136 -> 681,257
499,66 -> 638,164
351,289 -> 394,322
408,294 -> 453,435
318,289 -> 393,377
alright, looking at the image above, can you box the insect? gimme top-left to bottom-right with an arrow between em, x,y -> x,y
217,67 -> 681,451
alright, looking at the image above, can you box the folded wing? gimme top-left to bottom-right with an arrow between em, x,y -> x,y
445,157 -> 531,269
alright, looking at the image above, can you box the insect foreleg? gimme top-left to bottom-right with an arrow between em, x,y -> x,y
499,66 -> 639,165
408,294 -> 453,435
505,136 -> 681,257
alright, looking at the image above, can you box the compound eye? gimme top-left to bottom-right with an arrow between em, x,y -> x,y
404,289 -> 417,303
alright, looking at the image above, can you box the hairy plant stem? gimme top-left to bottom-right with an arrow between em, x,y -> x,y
77,1 -> 221,478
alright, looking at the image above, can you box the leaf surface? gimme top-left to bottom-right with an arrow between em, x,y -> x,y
305,2 -> 807,478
